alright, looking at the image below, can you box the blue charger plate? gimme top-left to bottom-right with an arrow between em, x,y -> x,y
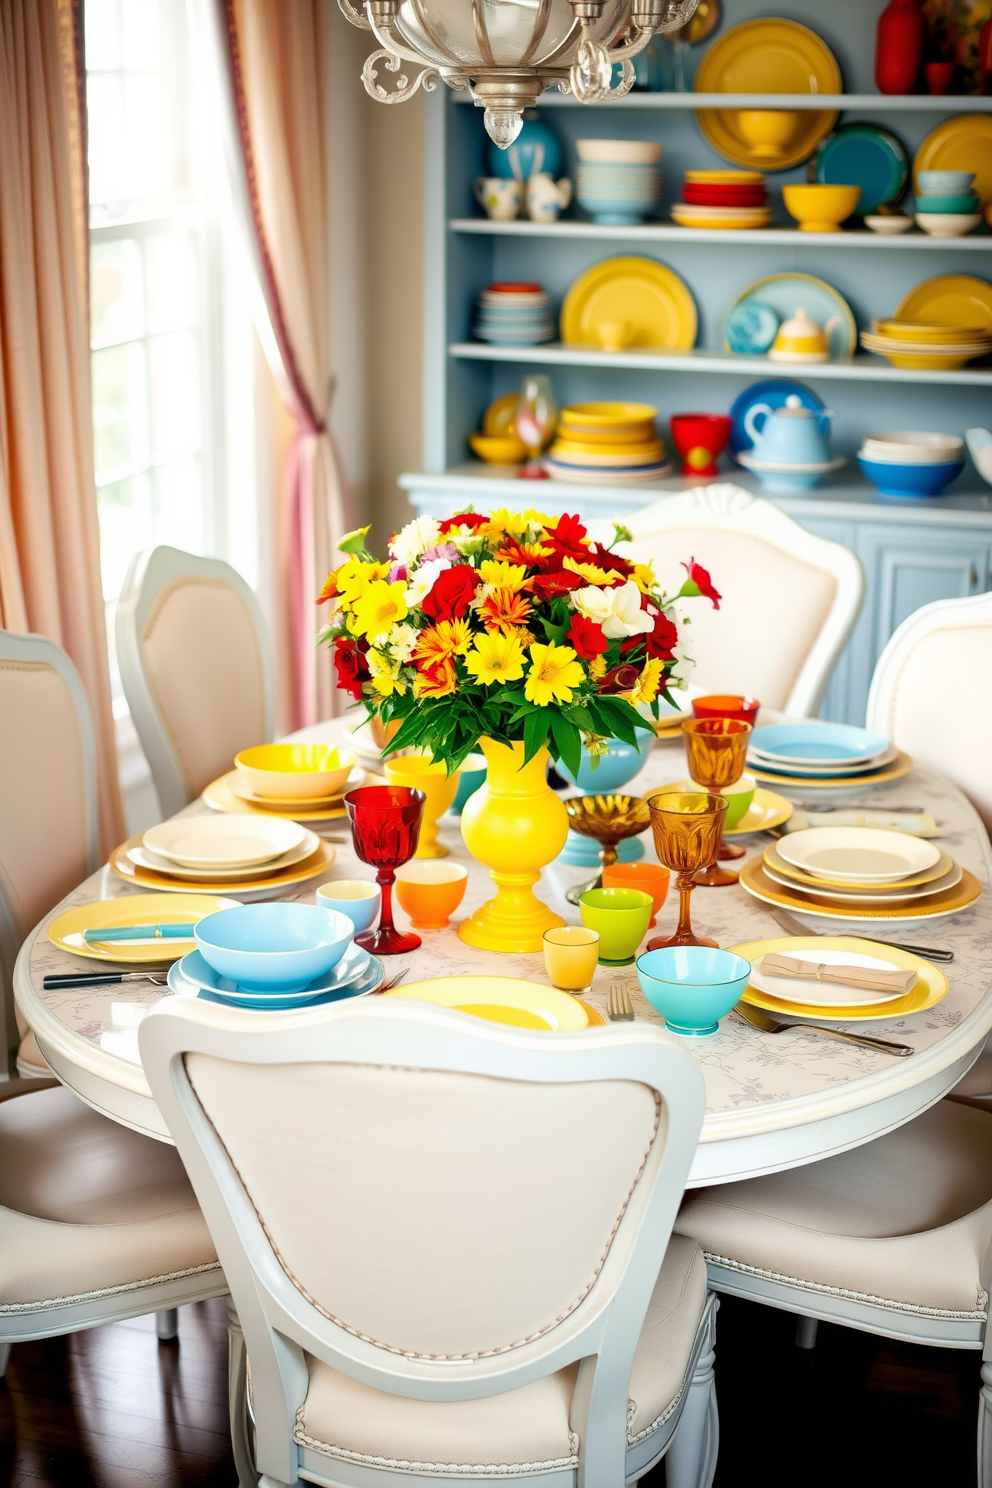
812,123 -> 909,215
168,949 -> 382,1009
175,942 -> 371,1000
749,722 -> 889,764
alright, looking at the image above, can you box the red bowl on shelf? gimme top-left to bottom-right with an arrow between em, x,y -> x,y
683,185 -> 768,206
669,413 -> 733,477
692,694 -> 761,725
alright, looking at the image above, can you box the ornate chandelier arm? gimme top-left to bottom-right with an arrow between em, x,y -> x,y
338,0 -> 371,29
362,48 -> 439,101
605,25 -> 657,62
366,11 -> 441,67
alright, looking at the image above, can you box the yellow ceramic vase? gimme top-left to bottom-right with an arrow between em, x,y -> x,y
459,738 -> 568,953
385,756 -> 460,858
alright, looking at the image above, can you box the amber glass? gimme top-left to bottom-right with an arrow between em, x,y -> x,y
692,694 -> 760,725
682,718 -> 752,880
646,792 -> 727,948
344,786 -> 425,955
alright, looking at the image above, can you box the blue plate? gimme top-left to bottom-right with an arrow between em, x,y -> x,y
725,301 -> 780,356
812,123 -> 909,215
168,949 -> 382,1009
749,723 -> 888,764
175,942 -> 371,1000
728,379 -> 823,460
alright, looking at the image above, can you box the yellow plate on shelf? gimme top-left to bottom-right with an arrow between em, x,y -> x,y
47,893 -> 240,965
729,934 -> 949,1022
764,840 -> 954,891
560,401 -> 658,427
724,788 -> 794,837
560,259 -> 697,351
748,749 -> 913,790
739,857 -> 981,922
685,170 -> 766,185
913,115 -> 992,206
549,442 -> 667,467
385,977 -> 604,1029
203,769 -> 374,821
895,275 -> 992,333
694,19 -> 840,171
109,835 -> 335,895
874,319 -> 989,343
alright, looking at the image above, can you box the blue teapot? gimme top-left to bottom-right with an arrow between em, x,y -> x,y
744,394 -> 835,466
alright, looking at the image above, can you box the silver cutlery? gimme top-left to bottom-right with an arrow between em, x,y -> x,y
566,872 -> 602,906
769,905 -> 954,964
735,1000 -> 914,1057
372,968 -> 409,995
787,801 -> 927,816
43,971 -> 169,989
607,982 -> 635,1021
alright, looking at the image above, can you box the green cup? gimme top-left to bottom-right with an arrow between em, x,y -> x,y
578,887 -> 654,966
722,773 -> 756,830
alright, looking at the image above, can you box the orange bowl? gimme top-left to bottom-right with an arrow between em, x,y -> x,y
394,862 -> 468,929
602,862 -> 670,926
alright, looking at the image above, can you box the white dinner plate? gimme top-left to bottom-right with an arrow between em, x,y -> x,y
143,815 -> 308,870
762,860 -> 962,903
777,827 -> 942,884
126,829 -> 320,881
748,949 -> 907,1007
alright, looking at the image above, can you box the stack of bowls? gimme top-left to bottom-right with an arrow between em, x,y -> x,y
915,170 -> 980,238
575,140 -> 663,226
473,282 -> 554,345
860,317 -> 992,372
546,400 -> 672,484
857,430 -> 966,498
671,170 -> 769,230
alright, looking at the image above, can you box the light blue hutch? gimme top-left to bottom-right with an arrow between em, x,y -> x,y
399,0 -> 992,727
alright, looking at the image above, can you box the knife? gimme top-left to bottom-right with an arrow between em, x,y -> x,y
43,971 -> 169,989
768,906 -> 954,964
83,923 -> 197,943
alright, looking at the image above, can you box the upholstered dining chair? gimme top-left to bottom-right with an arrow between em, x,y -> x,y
116,546 -> 274,818
609,484 -> 865,717
140,995 -> 720,1488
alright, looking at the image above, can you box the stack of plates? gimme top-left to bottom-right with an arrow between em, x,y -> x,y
857,430 -> 966,499
111,815 -> 336,899
473,283 -> 555,346
168,942 -> 382,1010
546,401 -> 672,485
672,170 -> 770,230
730,934 -> 949,1023
861,318 -> 992,372
740,828 -> 981,924
746,722 -> 911,789
202,762 -> 368,822
575,141 -> 663,226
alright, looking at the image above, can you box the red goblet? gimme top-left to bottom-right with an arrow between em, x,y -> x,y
344,786 -> 425,955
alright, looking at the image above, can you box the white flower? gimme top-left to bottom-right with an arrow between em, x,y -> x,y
388,622 -> 418,663
602,580 -> 655,640
668,654 -> 695,689
571,585 -> 614,625
390,516 -> 441,568
405,557 -> 451,609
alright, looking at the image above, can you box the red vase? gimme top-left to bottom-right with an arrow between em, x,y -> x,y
979,17 -> 992,96
875,0 -> 924,95
925,60 -> 955,95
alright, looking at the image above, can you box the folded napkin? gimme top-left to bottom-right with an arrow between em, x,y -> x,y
783,810 -> 939,838
762,953 -> 918,996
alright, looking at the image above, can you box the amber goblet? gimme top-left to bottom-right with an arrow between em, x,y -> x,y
563,794 -> 651,905
646,792 -> 727,949
682,718 -> 752,883
344,785 -> 425,955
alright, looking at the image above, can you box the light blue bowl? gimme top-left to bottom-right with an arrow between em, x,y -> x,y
917,169 -> 975,195
558,730 -> 655,792
316,882 -> 381,935
452,753 -> 487,814
858,455 -> 964,498
636,946 -> 751,1036
195,904 -> 354,993
750,721 -> 888,764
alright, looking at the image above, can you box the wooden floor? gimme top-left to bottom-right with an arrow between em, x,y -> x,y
0,1294 -> 978,1486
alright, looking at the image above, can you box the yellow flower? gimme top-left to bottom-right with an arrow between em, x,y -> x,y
351,580 -> 409,639
562,556 -> 622,587
622,658 -> 665,707
631,561 -> 657,595
412,618 -> 473,669
481,508 -> 534,540
478,587 -> 533,634
524,643 -> 585,707
463,631 -> 526,687
367,649 -> 406,698
336,557 -> 390,608
588,654 -> 607,681
478,559 -> 529,592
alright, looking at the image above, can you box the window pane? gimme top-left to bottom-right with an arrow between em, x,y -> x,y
92,341 -> 149,479
97,473 -> 153,600
85,0 -> 120,71
123,74 -> 169,201
154,457 -> 204,554
91,238 -> 144,346
149,329 -> 200,461
86,74 -> 125,209
146,231 -> 197,332
122,0 -> 159,68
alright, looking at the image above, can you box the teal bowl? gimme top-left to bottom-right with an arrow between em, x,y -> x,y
452,753 -> 487,815
195,903 -> 354,993
636,946 -> 751,1036
913,193 -> 978,213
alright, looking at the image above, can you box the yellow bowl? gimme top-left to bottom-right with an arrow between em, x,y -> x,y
685,169 -> 765,184
469,432 -> 527,464
394,861 -> 468,929
874,318 -> 987,344
560,401 -> 658,428
783,183 -> 862,232
883,351 -> 976,370
482,392 -> 520,438
736,110 -> 802,158
234,743 -> 357,801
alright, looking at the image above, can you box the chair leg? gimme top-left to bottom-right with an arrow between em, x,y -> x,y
666,1302 -> 719,1488
795,1316 -> 819,1350
0,1342 -> 11,1379
978,1363 -> 992,1488
228,1304 -> 258,1488
155,1308 -> 179,1341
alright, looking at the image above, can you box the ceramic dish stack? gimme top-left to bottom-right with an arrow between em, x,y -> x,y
857,430 -> 966,499
860,317 -> 992,373
473,283 -> 555,346
202,740 -> 371,824
111,814 -> 337,900
740,827 -> 980,925
745,721 -> 912,791
575,140 -> 663,226
671,170 -> 770,230
546,401 -> 672,485
915,169 -> 981,238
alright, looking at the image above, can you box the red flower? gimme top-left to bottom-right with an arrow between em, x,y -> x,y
589,543 -> 634,579
543,513 -> 590,562
623,607 -> 679,663
528,568 -> 585,602
682,558 -> 722,611
437,511 -> 491,535
333,637 -> 371,701
420,564 -> 480,622
567,614 -> 608,659
598,664 -> 641,696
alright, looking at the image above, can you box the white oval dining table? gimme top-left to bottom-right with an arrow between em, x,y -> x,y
13,724 -> 992,1188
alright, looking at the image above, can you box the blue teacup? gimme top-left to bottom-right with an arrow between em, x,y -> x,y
636,946 -> 751,1036
317,881 -> 381,935
452,753 -> 487,815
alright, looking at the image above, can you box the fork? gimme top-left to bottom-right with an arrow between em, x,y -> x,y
607,982 -> 635,1021
769,905 -> 955,963
735,999 -> 914,1057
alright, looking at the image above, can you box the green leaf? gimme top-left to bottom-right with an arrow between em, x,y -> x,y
549,712 -> 581,780
337,525 -> 372,556
596,696 -> 640,746
678,578 -> 701,599
522,709 -> 551,765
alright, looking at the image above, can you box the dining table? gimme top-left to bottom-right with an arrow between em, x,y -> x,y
13,720 -> 992,1188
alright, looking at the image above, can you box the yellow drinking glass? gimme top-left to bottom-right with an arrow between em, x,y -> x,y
384,756 -> 460,858
543,926 -> 600,995
646,792 -> 727,949
682,718 -> 752,883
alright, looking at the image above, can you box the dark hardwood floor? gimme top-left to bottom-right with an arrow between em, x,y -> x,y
0,1294 -> 978,1486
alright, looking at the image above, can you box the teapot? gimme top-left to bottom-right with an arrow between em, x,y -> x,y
744,395 -> 835,466
768,306 -> 840,364
526,172 -> 573,224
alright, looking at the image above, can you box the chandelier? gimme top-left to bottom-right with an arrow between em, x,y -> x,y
338,0 -> 701,147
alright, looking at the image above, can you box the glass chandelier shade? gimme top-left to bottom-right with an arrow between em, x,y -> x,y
340,0 -> 701,146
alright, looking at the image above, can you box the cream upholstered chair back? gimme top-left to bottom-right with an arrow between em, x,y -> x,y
116,546 -> 274,818
613,485 -> 864,716
0,632 -> 98,1071
867,590 -> 992,832
139,997 -> 704,1486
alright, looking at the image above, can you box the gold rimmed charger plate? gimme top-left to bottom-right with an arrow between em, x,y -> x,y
764,840 -> 954,891
748,750 -> 913,789
385,977 -> 604,1029
725,788 -> 793,836
47,893 -> 240,965
740,857 -> 981,922
729,934 -> 949,1023
109,836 -> 336,895
560,258 -> 697,351
203,769 -> 373,821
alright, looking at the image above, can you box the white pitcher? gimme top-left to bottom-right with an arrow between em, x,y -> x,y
526,172 -> 573,223
474,177 -> 523,221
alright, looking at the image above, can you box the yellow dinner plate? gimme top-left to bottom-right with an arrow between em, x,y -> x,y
729,934 -> 949,1022
47,893 -> 240,964
913,115 -> 992,206
386,977 -> 603,1030
724,788 -> 794,837
739,857 -> 981,922
561,258 -> 697,350
202,769 -> 375,821
109,835 -> 336,894
895,275 -> 992,334
694,19 -> 840,171
748,749 -> 913,789
764,840 -> 954,891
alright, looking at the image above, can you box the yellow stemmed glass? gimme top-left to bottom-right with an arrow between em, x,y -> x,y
543,927 -> 600,996
682,718 -> 752,886
385,756 -> 460,857
646,792 -> 727,949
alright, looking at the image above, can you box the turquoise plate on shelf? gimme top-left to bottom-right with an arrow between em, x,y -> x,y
723,274 -> 857,360
749,723 -> 889,764
811,123 -> 909,216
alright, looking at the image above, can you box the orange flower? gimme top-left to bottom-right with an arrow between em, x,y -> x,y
478,587 -> 533,634
491,537 -> 555,569
316,572 -> 338,605
412,618 -> 472,670
413,658 -> 457,698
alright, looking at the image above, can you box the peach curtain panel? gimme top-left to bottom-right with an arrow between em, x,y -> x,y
221,0 -> 354,731
0,0 -> 124,853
